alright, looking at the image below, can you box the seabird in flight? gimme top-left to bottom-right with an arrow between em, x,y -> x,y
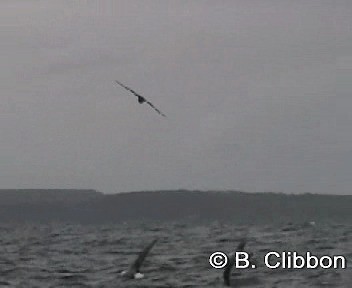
223,239 -> 260,287
115,80 -> 166,117
121,238 -> 158,280
223,239 -> 247,286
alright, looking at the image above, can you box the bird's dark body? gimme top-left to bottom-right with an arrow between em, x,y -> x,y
137,96 -> 146,104
114,80 -> 166,117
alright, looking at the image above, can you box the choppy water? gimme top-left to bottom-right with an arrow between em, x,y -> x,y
0,222 -> 351,287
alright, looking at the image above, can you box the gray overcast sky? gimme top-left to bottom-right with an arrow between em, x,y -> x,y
1,0 -> 352,194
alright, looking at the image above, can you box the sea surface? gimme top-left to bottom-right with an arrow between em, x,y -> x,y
0,221 -> 351,287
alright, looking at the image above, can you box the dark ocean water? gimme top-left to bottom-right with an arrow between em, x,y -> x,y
0,222 -> 351,287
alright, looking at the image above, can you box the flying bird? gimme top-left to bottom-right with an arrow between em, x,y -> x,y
223,239 -> 247,286
115,80 -> 166,117
121,238 -> 158,280
223,239 -> 260,287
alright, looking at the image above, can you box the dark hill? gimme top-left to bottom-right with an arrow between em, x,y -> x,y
0,189 -> 351,224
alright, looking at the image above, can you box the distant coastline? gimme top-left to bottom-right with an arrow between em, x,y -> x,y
0,189 -> 351,224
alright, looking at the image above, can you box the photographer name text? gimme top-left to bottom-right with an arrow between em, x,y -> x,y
209,251 -> 347,270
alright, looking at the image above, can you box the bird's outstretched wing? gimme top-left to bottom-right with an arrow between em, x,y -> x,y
129,238 -> 158,274
145,100 -> 167,117
115,80 -> 143,99
114,80 -> 166,117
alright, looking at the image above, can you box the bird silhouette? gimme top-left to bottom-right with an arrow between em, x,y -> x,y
223,239 -> 260,287
121,238 -> 158,280
115,80 -> 166,117
223,240 -> 247,286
